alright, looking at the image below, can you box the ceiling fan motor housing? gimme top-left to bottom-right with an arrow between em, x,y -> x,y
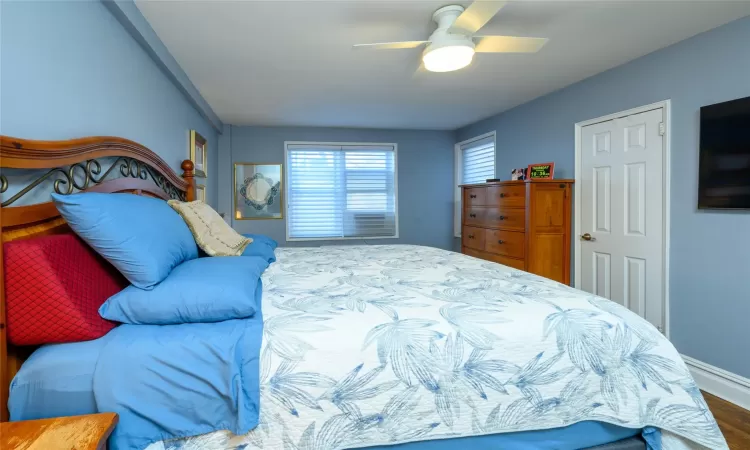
424,5 -> 475,60
431,5 -> 466,31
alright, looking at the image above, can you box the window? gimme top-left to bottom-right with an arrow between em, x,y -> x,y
286,142 -> 398,240
454,132 -> 496,236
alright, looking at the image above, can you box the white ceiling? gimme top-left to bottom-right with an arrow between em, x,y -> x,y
136,1 -> 750,130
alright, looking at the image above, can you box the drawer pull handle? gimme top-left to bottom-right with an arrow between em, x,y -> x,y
468,234 -> 475,239
499,193 -> 505,198
470,194 -> 477,199
469,213 -> 476,218
497,240 -> 505,244
498,215 -> 505,220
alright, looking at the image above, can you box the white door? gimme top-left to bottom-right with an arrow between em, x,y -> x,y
579,107 -> 665,331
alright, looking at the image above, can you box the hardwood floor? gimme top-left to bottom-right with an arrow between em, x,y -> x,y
703,391 -> 750,449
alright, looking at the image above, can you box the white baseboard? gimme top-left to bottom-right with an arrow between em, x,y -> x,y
681,354 -> 750,411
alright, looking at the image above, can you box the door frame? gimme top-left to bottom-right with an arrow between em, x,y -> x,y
573,100 -> 672,338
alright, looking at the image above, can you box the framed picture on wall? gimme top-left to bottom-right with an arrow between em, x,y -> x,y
234,163 -> 283,220
190,130 -> 207,178
196,184 -> 206,203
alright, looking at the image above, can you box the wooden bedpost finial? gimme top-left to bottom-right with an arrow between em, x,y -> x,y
181,159 -> 194,176
181,159 -> 196,201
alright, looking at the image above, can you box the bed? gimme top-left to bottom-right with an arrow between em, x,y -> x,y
0,136 -> 727,450
0,135 -> 198,420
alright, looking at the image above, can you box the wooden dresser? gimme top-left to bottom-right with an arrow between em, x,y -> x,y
460,179 -> 574,284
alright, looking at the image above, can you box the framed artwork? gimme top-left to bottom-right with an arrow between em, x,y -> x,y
196,184 -> 206,203
527,162 -> 555,179
190,130 -> 207,178
234,163 -> 283,220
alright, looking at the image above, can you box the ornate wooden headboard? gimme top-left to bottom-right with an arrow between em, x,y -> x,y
0,135 -> 196,421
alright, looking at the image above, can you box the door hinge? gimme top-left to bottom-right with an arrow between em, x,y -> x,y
658,122 -> 665,136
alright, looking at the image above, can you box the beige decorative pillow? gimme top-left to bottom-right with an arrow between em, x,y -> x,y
168,200 -> 252,257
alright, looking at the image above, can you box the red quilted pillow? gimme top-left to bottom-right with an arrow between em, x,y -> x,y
4,233 -> 128,345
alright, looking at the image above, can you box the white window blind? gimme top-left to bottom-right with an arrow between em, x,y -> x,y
286,143 -> 398,240
455,133 -> 496,236
461,135 -> 496,185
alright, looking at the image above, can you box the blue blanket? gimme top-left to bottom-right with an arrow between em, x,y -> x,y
90,239 -> 275,449
93,316 -> 264,450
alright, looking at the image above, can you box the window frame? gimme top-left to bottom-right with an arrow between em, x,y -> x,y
284,141 -> 400,242
454,131 -> 496,237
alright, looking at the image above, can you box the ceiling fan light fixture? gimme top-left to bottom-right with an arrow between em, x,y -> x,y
422,43 -> 475,72
352,2 -> 545,74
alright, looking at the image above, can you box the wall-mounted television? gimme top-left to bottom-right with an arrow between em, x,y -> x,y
698,96 -> 750,209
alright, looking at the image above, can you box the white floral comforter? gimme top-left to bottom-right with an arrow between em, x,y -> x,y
159,245 -> 726,450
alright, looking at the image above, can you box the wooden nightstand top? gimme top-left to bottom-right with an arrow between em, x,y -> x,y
0,413 -> 118,450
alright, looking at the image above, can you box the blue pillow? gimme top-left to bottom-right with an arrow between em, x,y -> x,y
52,192 -> 198,289
99,256 -> 269,325
243,234 -> 278,250
241,234 -> 278,263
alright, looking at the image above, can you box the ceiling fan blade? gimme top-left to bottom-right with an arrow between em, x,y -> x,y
449,1 -> 507,35
474,36 -> 548,53
352,41 -> 428,50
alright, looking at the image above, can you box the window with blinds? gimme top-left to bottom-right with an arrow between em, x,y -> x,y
455,133 -> 496,236
286,143 -> 398,240
461,135 -> 496,184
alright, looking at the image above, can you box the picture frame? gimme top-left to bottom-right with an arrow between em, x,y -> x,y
527,162 -> 555,179
190,130 -> 207,178
234,162 -> 283,220
511,167 -> 527,181
196,184 -> 206,203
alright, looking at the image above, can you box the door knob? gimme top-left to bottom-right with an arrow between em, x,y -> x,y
580,233 -> 596,241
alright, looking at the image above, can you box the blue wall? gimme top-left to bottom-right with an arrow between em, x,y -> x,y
0,0 -> 218,207
101,0 -> 223,132
457,16 -> 750,377
226,126 -> 455,250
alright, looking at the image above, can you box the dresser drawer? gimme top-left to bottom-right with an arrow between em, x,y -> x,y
462,247 -> 526,270
495,254 -> 526,270
463,187 -> 486,207
485,230 -> 525,258
487,184 -> 525,208
485,207 -> 525,231
462,225 -> 485,251
464,207 -> 486,226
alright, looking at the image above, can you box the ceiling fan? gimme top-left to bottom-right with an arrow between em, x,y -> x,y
353,1 -> 547,73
